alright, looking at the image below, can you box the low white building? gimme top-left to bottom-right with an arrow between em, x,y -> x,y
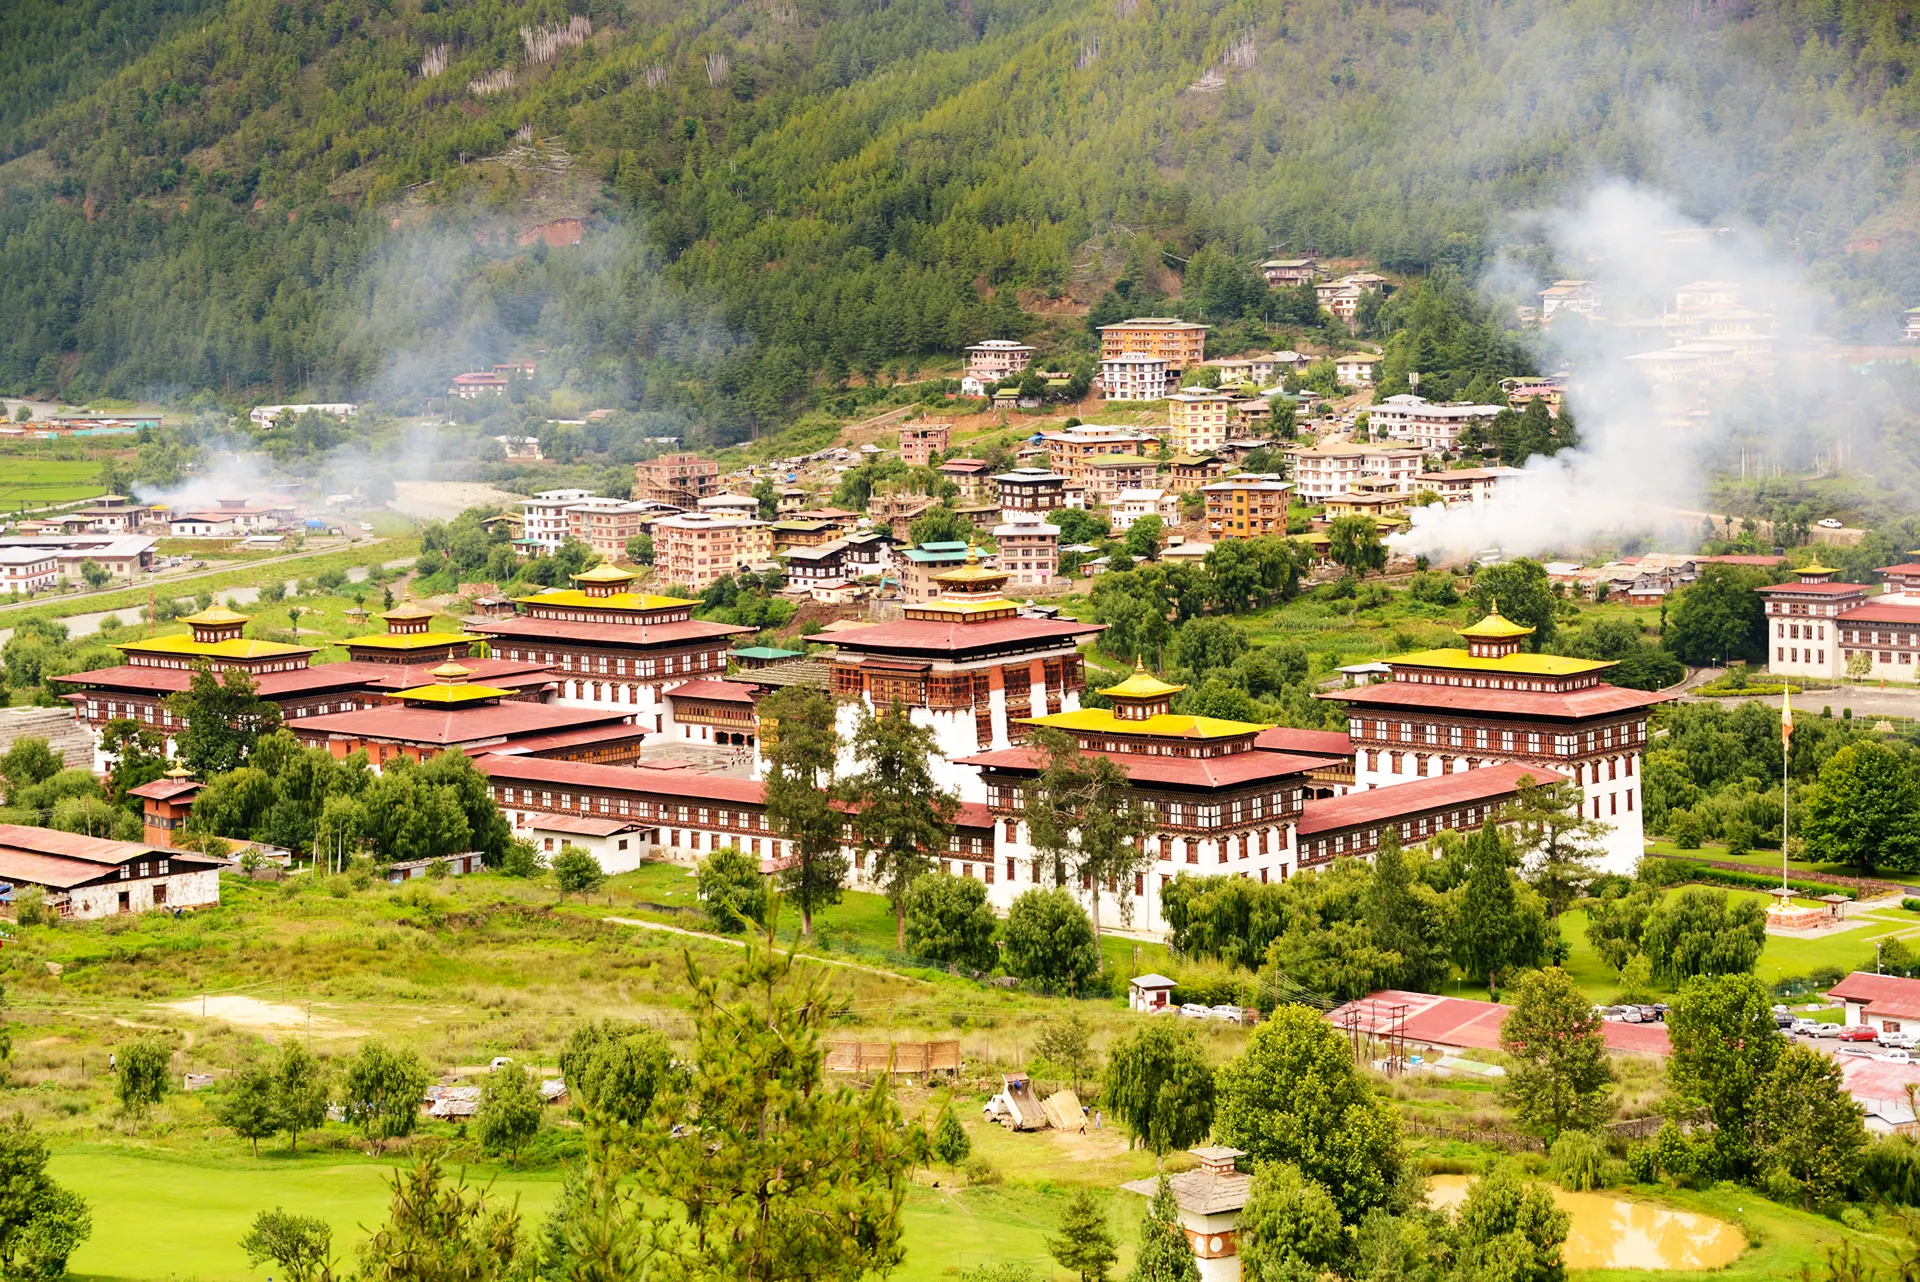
1110,488 -> 1180,532
1099,353 -> 1176,401
1368,395 -> 1504,452
1334,353 -> 1383,385
0,548 -> 60,594
1832,972 -> 1920,1038
1283,442 -> 1424,502
1411,467 -> 1526,507
0,825 -> 221,920
249,402 -> 359,428
524,814 -> 655,875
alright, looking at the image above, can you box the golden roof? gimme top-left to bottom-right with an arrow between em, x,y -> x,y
1797,563 -> 1840,577
1390,650 -> 1612,677
1458,604 -> 1534,640
1100,657 -> 1187,701
932,544 -> 1008,586
380,600 -> 436,621
1024,708 -> 1268,740
430,662 -> 475,680
345,630 -> 480,650
388,682 -> 515,705
179,605 -> 251,627
115,635 -> 313,660
573,561 -> 639,584
512,589 -> 696,610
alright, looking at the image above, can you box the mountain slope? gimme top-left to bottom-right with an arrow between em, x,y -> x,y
3,0 -> 1919,438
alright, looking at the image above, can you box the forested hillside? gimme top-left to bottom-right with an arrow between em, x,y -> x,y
3,0 -> 1919,439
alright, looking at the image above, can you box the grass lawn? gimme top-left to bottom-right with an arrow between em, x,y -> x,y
0,457 -> 108,508
1648,839 -> 1920,887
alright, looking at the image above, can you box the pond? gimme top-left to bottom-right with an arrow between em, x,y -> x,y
1427,1174 -> 1745,1271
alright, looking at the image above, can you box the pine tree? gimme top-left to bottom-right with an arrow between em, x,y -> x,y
215,1060 -> 280,1157
1047,1189 -> 1117,1282
930,1106 -> 971,1168
1126,1179 -> 1197,1282
842,703 -> 956,949
761,688 -> 846,936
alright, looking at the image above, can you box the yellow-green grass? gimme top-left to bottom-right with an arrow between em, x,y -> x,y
0,458 -> 110,507
1647,839 -> 1916,886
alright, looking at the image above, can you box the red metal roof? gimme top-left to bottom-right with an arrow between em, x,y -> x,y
1328,989 -> 1670,1057
475,755 -> 768,805
1326,681 -> 1674,720
1295,763 -> 1567,836
53,663 -> 373,697
830,616 -> 1103,656
666,679 -> 759,704
1877,563 -> 1920,576
1837,600 -> 1920,625
1829,972 -> 1920,1021
523,813 -> 651,836
127,778 -> 202,801
468,617 -> 752,647
289,702 -> 630,747
0,825 -> 153,862
1254,726 -> 1353,758
1755,581 -> 1866,596
953,802 -> 994,831
957,745 -> 1327,789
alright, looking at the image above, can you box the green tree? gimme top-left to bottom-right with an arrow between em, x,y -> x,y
476,1066 -> 543,1165
1449,823 -> 1551,992
0,1115 -> 91,1281
241,1209 -> 335,1282
0,738 -> 61,797
360,1157 -> 525,1282
761,687 -> 845,936
1498,968 -> 1616,1142
274,1041 -> 329,1153
1506,778 -> 1609,917
1214,1005 -> 1403,1222
903,872 -> 999,970
100,718 -> 167,807
1803,740 -> 1920,874
1666,973 -> 1782,1175
215,1058 -> 281,1157
1103,1021 -> 1216,1159
1047,1189 -> 1118,1282
1032,1012 -> 1098,1096
843,701 -> 957,949
625,533 -> 654,565
1363,835 -> 1455,991
552,843 -> 607,900
1022,729 -> 1153,938
930,1106 -> 971,1168
1123,514 -> 1164,562
341,1042 -> 432,1142
1002,888 -> 1100,994
116,1036 -> 170,1116
1583,884 -> 1658,972
696,846 -> 768,933
166,663 -> 283,777
1468,559 -> 1558,644
1327,515 -> 1387,578
1126,1178 -> 1199,1282
1639,887 -> 1767,982
1663,565 -> 1772,666
1450,1163 -> 1570,1282
1751,1043 -> 1868,1208
78,559 -> 109,590
558,1018 -> 672,1134
1235,1163 -> 1347,1280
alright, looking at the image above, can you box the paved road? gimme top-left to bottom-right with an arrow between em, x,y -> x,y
1731,684 -> 1920,721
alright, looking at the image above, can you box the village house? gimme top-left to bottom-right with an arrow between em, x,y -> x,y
898,422 -> 951,467
1040,428 -> 1161,485
1097,318 -> 1210,370
898,542 -> 974,602
1110,488 -> 1180,533
1322,482 -> 1408,523
1906,307 -> 1920,342
0,824 -> 222,920
634,453 -> 720,506
696,494 -> 762,519
1081,455 -> 1159,507
1202,475 -> 1294,540
839,531 -> 895,578
1260,257 -> 1318,286
1500,376 -> 1566,412
1284,442 -> 1423,502
992,516 -> 1060,589
1334,352 -> 1384,386
1165,453 -> 1230,492
994,468 -> 1069,517
0,547 -> 60,594
1410,467 -> 1526,508
1098,352 -> 1177,401
449,372 -> 508,398
1316,273 -> 1389,327
524,815 -> 656,875
1367,395 -> 1504,452
1831,973 -> 1920,1040
249,402 -> 360,427
936,458 -> 994,504
496,435 -> 543,461
129,771 -> 202,849
781,539 -> 852,588
963,339 -> 1035,383
1167,388 -> 1236,454
1538,280 -> 1600,318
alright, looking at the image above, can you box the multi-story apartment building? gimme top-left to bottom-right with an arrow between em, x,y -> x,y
1166,388 -> 1236,454
1334,353 -> 1383,386
937,458 -> 994,503
992,516 -> 1059,588
899,422 -> 952,467
1097,318 -> 1210,370
652,514 -> 768,591
1099,353 -> 1176,401
634,453 -> 720,506
1202,475 -> 1294,540
1110,489 -> 1179,533
568,501 -> 676,561
1368,395 -> 1504,452
1411,467 -> 1526,507
1041,428 -> 1160,485
963,339 -> 1035,382
1284,443 -> 1423,502
994,469 -> 1069,517
1082,455 -> 1159,507
522,490 -> 597,553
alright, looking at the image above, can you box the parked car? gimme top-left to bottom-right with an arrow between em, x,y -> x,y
1179,1003 -> 1210,1020
1620,1006 -> 1645,1023
1774,1011 -> 1796,1029
1885,1049 -> 1914,1064
1772,1004 -> 1790,1015
1838,1026 -> 1879,1043
1790,1018 -> 1823,1036
1817,518 -> 1843,530
1882,1030 -> 1919,1050
1635,1005 -> 1663,1023
1811,1021 -> 1843,1038
1208,1005 -> 1244,1024
1651,1003 -> 1670,1019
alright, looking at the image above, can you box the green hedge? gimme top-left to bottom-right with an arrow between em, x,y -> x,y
1641,855 -> 1858,900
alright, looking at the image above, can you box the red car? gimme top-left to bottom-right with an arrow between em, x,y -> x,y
1838,1026 -> 1879,1043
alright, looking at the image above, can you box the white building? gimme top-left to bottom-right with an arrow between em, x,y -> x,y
1110,488 -> 1180,533
1099,353 -> 1176,401
0,824 -> 222,920
248,402 -> 360,428
1410,467 -> 1526,507
524,814 -> 655,875
1368,395 -> 1504,452
0,548 -> 61,594
521,489 -> 598,553
1283,442 -> 1424,502
1334,353 -> 1383,386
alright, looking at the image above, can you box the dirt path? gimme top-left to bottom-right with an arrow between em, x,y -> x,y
602,916 -> 931,985
157,994 -> 366,1036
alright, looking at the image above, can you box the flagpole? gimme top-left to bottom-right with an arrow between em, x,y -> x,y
1781,685 -> 1792,891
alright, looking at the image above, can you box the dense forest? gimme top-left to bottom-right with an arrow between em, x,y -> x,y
4,0 -> 1920,441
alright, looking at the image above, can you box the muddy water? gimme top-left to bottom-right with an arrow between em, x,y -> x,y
1427,1175 -> 1745,1271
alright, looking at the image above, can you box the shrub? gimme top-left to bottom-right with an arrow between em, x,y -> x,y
1550,1130 -> 1608,1191
1902,899 -> 1920,914
962,1156 -> 1002,1186
1724,818 -> 1757,858
695,846 -> 765,933
1668,811 -> 1703,849
1001,889 -> 1099,994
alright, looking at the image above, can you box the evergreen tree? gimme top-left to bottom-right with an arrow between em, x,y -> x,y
761,687 -> 846,936
930,1107 -> 971,1168
1022,730 -> 1154,938
1047,1190 -> 1117,1282
1506,778 -> 1610,917
274,1041 -> 329,1154
1498,967 -> 1615,1143
842,702 -> 957,950
215,1059 -> 280,1157
1362,835 -> 1453,991
360,1158 -> 525,1282
1126,1179 -> 1199,1282
1449,824 -> 1550,993
166,663 -> 283,778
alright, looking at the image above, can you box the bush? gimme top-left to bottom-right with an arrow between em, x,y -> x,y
1550,1130 -> 1608,1191
499,838 -> 544,878
962,1156 -> 1002,1186
1902,899 -> 1920,914
1668,811 -> 1703,849
695,846 -> 765,932
1724,818 -> 1757,858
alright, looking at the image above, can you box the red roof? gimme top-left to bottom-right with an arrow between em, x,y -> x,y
1254,726 -> 1352,758
53,663 -> 372,697
1328,990 -> 1670,1057
1696,554 -> 1786,566
469,617 -> 752,647
475,755 -> 768,806
1838,600 -> 1920,625
523,813 -> 651,836
666,679 -> 759,704
128,778 -> 201,802
957,746 -> 1328,790
953,801 -> 994,831
1829,972 -> 1920,1021
0,825 -> 152,862
1327,681 -> 1674,721
1755,581 -> 1865,596
1295,763 -> 1567,836
1878,563 -> 1920,576
830,616 -> 1103,657
289,702 -> 631,747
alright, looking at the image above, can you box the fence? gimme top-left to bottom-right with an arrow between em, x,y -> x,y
825,1040 -> 962,1074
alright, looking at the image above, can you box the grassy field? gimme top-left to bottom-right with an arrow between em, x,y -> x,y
0,457 -> 109,508
1649,839 -> 1920,887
